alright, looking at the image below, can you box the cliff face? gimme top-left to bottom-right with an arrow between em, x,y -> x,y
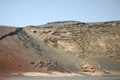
24,21 -> 120,62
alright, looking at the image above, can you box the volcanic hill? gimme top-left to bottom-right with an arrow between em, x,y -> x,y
0,21 -> 120,74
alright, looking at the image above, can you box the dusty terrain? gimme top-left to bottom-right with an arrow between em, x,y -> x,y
0,21 -> 120,77
3,76 -> 120,80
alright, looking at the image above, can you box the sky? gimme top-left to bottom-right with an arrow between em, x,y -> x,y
0,0 -> 120,27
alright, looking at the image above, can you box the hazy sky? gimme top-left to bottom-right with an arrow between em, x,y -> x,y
0,0 -> 120,27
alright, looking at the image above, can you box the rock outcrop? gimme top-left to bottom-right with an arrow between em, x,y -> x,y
81,62 -> 95,72
35,60 -> 65,72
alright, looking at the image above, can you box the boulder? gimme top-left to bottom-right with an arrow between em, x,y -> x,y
81,62 -> 95,72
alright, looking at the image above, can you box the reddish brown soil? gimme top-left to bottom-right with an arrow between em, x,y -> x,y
0,77 -> 12,80
0,26 -> 47,73
0,41 -> 28,73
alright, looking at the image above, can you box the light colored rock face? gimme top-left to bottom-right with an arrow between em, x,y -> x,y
24,21 -> 120,62
81,62 -> 95,72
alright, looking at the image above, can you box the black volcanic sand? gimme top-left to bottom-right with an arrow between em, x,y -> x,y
93,57 -> 120,71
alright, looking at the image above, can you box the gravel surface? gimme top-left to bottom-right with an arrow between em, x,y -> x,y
4,76 -> 120,80
93,57 -> 120,71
